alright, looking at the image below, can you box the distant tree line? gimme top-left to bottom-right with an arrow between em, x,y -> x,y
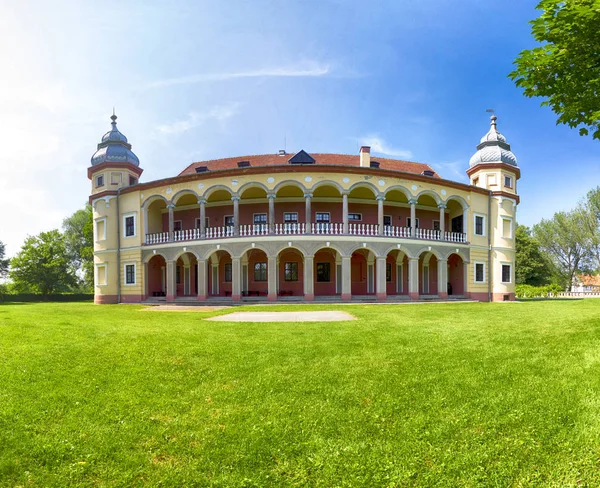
0,204 -> 93,297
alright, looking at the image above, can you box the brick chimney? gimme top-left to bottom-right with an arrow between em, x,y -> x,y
359,146 -> 371,167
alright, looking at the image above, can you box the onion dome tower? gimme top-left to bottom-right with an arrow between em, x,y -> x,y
466,115 -> 520,195
88,112 -> 143,196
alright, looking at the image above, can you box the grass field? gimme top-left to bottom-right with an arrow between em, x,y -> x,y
2,301 -> 600,487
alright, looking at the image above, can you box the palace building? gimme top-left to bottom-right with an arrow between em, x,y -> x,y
89,114 -> 520,304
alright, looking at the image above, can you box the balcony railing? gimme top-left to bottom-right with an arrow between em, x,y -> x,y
145,223 -> 467,245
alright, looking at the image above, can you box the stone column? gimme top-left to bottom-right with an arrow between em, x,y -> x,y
198,199 -> 206,238
438,204 -> 446,239
342,192 -> 349,234
166,259 -> 176,301
376,256 -> 387,301
232,257 -> 241,301
341,255 -> 352,301
304,255 -> 314,301
268,193 -> 275,234
377,195 -> 385,236
437,258 -> 448,299
143,206 -> 149,243
464,261 -> 470,299
408,257 -> 419,300
409,199 -> 417,238
167,204 -> 175,241
304,193 -> 313,233
268,256 -> 277,302
232,196 -> 240,237
143,262 -> 149,300
197,259 -> 207,300
184,264 -> 191,295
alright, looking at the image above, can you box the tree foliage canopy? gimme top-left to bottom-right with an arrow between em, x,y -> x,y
0,241 -> 9,278
509,0 -> 600,139
515,225 -> 555,286
9,230 -> 77,295
62,204 -> 94,289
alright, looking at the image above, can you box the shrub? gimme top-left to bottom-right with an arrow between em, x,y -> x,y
515,284 -> 563,298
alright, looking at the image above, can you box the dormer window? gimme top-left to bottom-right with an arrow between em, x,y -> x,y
422,170 -> 435,177
237,160 -> 250,168
96,175 -> 104,188
195,166 -> 209,173
370,161 -> 380,169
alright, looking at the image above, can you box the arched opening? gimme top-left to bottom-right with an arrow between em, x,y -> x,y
278,248 -> 304,299
241,248 -> 269,298
312,184 -> 342,233
419,251 -> 439,296
447,253 -> 465,297
175,252 -> 198,297
386,249 -> 408,297
206,189 -> 234,236
240,186 -> 268,236
313,247 -> 340,297
147,254 -> 166,298
415,193 -> 441,238
446,198 -> 467,240
275,184 -> 305,234
172,193 -> 200,240
207,250 -> 232,297
145,198 -> 168,243
351,248 -> 376,296
384,189 -> 410,235
348,185 -> 377,233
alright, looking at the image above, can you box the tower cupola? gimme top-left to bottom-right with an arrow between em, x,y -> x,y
91,112 -> 140,166
469,115 -> 518,167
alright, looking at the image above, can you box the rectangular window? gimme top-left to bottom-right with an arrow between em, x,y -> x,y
173,220 -> 182,232
386,262 -> 392,282
125,264 -> 135,285
474,215 -> 485,236
195,217 -> 209,229
224,215 -> 234,227
451,215 -> 463,233
253,213 -> 267,224
124,215 -> 135,237
348,213 -> 362,221
433,220 -> 440,231
502,218 -> 513,238
502,264 -> 512,283
316,213 -> 330,223
475,262 -> 485,283
96,175 -> 104,187
224,263 -> 232,282
504,175 -> 513,188
383,215 -> 392,227
129,175 -> 137,185
316,262 -> 331,282
176,266 -> 181,284
407,218 -> 420,228
254,262 -> 267,281
284,262 -> 298,281
283,212 -> 298,223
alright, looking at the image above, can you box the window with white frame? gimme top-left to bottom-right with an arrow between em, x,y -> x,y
504,175 -> 513,189
474,262 -> 486,283
474,214 -> 485,236
315,212 -> 330,223
501,263 -> 512,283
95,218 -> 107,241
96,175 -> 104,188
407,218 -> 419,228
253,213 -> 267,224
348,213 -> 362,221
502,217 -> 513,238
284,212 -> 298,223
123,213 -> 136,237
124,263 -> 136,285
95,264 -> 107,286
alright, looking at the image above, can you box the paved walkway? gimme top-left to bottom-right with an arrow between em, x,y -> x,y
206,311 -> 356,322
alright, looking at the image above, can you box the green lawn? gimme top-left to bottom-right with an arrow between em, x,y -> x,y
2,301 -> 600,487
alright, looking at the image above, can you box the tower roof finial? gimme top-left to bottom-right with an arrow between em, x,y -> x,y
111,108 -> 117,126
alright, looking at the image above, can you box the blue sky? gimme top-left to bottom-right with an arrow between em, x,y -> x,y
1,0 -> 598,256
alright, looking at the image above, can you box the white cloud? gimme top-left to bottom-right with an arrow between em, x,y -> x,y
156,103 -> 241,135
149,62 -> 331,88
359,136 -> 413,159
430,160 -> 468,182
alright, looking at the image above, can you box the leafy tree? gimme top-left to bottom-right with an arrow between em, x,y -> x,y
62,204 -> 94,289
10,230 -> 77,296
0,240 -> 8,278
509,0 -> 600,139
515,224 -> 555,286
533,210 -> 590,290
580,186 -> 600,271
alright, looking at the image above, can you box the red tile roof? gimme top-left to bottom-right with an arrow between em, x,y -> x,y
179,153 -> 440,178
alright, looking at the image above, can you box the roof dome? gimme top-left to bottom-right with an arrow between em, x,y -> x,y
91,113 -> 139,166
469,115 -> 517,167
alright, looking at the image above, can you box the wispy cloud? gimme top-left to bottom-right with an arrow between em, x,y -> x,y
359,136 -> 413,159
430,160 -> 468,182
156,103 -> 240,134
149,62 -> 331,88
